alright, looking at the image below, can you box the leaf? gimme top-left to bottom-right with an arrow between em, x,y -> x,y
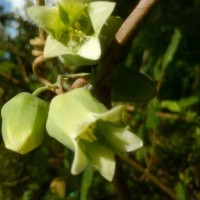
178,96 -> 199,109
87,1 -> 116,35
112,64 -> 157,103
175,182 -> 187,200
161,100 -> 181,112
146,101 -> 160,128
162,29 -> 181,70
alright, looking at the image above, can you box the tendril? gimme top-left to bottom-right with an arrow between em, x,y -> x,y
30,37 -> 51,86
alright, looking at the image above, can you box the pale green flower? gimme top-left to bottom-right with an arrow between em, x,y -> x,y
46,88 -> 143,181
27,0 -> 122,66
1,93 -> 49,154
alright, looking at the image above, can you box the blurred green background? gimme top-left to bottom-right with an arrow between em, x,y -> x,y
0,0 -> 199,199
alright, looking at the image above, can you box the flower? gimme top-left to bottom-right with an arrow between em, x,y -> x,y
46,88 -> 143,181
27,0 -> 122,66
1,93 -> 49,154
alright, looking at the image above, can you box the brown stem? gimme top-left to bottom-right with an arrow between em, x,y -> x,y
93,0 -> 158,108
120,156 -> 179,200
113,156 -> 132,200
92,0 -> 158,199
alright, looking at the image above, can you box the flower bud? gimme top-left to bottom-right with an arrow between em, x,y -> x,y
1,92 -> 49,154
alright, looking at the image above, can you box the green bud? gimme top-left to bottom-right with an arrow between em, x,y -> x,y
1,92 -> 49,154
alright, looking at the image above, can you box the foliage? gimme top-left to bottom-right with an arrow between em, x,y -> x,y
0,0 -> 199,200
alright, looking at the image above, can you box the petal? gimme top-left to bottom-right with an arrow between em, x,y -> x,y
46,88 -> 106,145
45,35 -> 101,66
71,143 -> 88,174
27,6 -> 64,36
80,140 -> 115,181
44,35 -> 72,58
108,129 -> 143,152
100,16 -> 123,52
58,0 -> 85,22
87,2 -> 116,35
99,105 -> 124,123
77,36 -> 101,60
95,121 -> 143,153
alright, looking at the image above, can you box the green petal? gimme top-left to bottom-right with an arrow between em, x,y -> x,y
46,88 -> 106,146
77,36 -> 101,60
99,105 -> 124,123
95,121 -> 143,153
27,6 -> 64,36
44,35 -> 101,66
87,2 -> 116,35
80,140 -> 115,181
44,35 -> 72,58
58,0 -> 85,22
71,143 -> 88,174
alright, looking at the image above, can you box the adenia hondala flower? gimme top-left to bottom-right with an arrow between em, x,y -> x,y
1,93 -> 49,154
27,0 -> 122,66
46,88 -> 143,181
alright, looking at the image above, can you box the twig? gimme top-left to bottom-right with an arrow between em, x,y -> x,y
120,155 -> 179,200
92,0 -> 158,199
93,0 -> 158,108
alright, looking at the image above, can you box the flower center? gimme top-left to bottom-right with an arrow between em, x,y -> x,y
58,14 -> 93,52
79,125 -> 97,143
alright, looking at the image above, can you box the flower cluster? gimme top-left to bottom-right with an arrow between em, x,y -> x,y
27,0 -> 122,66
1,88 -> 142,181
46,88 -> 143,181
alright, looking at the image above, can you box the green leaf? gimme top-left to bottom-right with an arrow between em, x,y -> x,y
87,1 -> 116,35
1,93 -> 49,154
161,100 -> 181,112
178,96 -> 199,109
162,29 -> 182,70
146,101 -> 160,128
112,64 -> 157,103
175,182 -> 187,200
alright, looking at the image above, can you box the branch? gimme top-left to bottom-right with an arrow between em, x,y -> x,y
92,0 -> 158,200
120,156 -> 179,200
93,0 -> 158,108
